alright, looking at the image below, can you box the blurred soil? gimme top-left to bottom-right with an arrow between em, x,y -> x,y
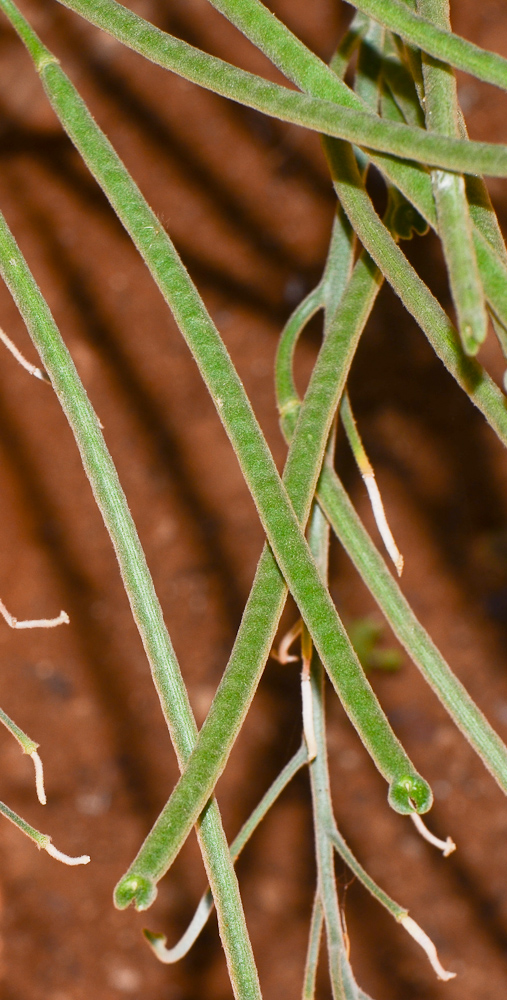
0,1 -> 507,997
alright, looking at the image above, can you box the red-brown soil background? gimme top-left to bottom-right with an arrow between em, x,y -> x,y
0,1 -> 507,997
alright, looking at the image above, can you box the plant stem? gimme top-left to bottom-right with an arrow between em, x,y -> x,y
53,0 -> 507,336
302,892 -> 324,1000
144,743 -> 308,962
418,0 -> 487,354
0,800 -> 89,864
0,0 -> 436,897
49,0 -> 507,175
309,658 -> 358,1000
323,138 -> 507,451
317,468 -> 507,797
341,0 -> 507,93
0,160 -> 261,1000
306,501 -> 359,999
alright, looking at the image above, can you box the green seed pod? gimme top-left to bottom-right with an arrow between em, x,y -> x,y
114,874 -> 158,912
388,774 -> 433,815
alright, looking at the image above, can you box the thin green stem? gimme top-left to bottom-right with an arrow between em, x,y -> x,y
302,892 -> 324,1000
0,0 -> 432,911
472,227 -> 507,336
306,502 -> 358,1000
277,270 -> 507,811
329,11 -> 370,79
0,214 -> 261,1000
0,800 -> 49,849
53,0 -> 507,335
380,32 -> 425,128
352,16 -> 384,183
0,800 -> 89,864
323,138 -> 507,451
328,826 -> 406,921
379,65 -> 429,240
310,660 -> 357,1000
340,391 -> 404,575
465,174 -> 507,268
0,706 -> 46,803
208,0 -> 507,340
418,0 -> 487,354
27,0 -> 436,855
49,0 -> 507,176
340,391 -> 374,473
0,706 -> 37,756
144,743 -> 308,963
320,206 -> 356,321
276,207 -> 355,439
318,468 -> 507,796
354,19 -> 384,113
341,0 -> 507,93
275,284 -> 325,429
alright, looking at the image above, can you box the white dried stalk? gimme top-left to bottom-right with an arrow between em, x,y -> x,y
411,812 -> 456,856
0,326 -> 49,381
400,915 -> 456,981
362,470 -> 404,576
45,842 -> 91,866
30,751 -> 47,805
0,597 -> 69,630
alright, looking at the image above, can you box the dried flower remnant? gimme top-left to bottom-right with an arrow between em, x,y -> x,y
272,620 -> 317,760
411,811 -> 456,857
0,597 -> 69,630
0,325 -> 49,381
341,392 -> 404,576
0,799 -> 90,865
400,915 -> 456,981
